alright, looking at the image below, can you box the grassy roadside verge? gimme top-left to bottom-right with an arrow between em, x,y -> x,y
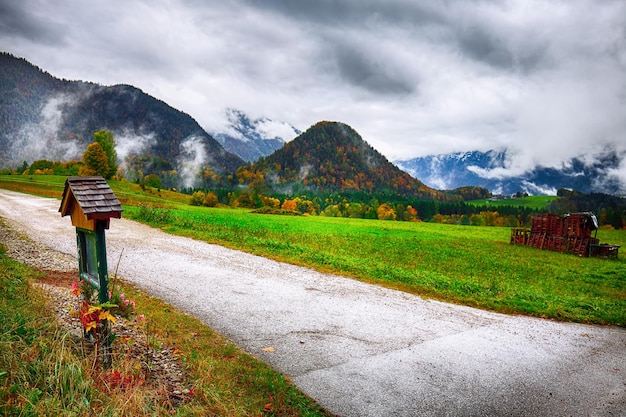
0,245 -> 102,416
0,243 -> 331,416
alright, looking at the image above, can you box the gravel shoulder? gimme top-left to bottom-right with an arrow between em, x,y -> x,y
1,189 -> 625,417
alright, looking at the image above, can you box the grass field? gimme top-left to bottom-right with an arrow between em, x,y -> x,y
2,174 -> 624,326
125,204 -> 626,326
467,195 -> 557,209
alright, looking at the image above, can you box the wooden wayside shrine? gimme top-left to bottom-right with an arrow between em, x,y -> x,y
59,176 -> 123,231
59,176 -> 123,367
59,176 -> 123,299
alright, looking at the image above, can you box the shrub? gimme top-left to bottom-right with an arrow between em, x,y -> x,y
190,191 -> 206,206
203,191 -> 219,207
137,205 -> 171,223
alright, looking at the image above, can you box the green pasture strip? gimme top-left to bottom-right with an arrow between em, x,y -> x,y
0,175 -> 189,206
125,205 -> 626,326
0,175 -> 66,198
467,195 -> 557,210
104,178 -> 192,206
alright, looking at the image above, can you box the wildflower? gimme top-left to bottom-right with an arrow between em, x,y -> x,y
71,282 -> 81,297
99,310 -> 117,325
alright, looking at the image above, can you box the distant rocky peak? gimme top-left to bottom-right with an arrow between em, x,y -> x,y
394,148 -> 625,196
210,108 -> 301,162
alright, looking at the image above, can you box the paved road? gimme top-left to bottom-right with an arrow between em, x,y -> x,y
1,189 -> 625,416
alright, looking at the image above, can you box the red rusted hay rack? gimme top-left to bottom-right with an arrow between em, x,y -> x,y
511,212 -> 618,258
510,228 -> 529,246
589,243 -> 621,259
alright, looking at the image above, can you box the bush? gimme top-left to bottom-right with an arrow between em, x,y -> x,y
136,205 -> 171,223
203,192 -> 219,207
190,191 -> 206,206
143,174 -> 162,190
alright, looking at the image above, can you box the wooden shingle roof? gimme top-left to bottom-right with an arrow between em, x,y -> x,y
59,176 -> 123,221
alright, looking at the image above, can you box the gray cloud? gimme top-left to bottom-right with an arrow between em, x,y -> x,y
457,25 -> 515,69
240,0 -> 445,27
330,38 -> 418,95
0,1 -> 65,44
1,0 -> 625,190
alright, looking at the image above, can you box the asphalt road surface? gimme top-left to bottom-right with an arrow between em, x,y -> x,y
0,189 -> 624,416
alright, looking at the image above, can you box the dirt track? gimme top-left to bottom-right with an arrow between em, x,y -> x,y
1,188 -> 625,417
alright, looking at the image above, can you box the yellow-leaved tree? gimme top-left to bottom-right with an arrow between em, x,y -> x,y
79,142 -> 109,177
377,203 -> 397,221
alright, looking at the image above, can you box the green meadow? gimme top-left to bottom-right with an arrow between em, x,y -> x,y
2,175 -> 625,326
468,195 -> 558,209
126,204 -> 625,326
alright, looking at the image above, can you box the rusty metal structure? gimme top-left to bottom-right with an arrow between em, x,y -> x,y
511,212 -> 619,258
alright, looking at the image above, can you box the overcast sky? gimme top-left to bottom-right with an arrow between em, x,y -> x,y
1,0 -> 625,177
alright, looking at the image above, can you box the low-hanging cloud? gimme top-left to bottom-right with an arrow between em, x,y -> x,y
255,119 -> 299,142
10,94 -> 82,164
177,135 -> 207,189
115,130 -> 157,162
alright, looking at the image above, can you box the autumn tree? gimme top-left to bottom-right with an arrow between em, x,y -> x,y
79,142 -> 109,177
403,205 -> 418,222
281,199 -> 298,211
93,130 -> 118,179
232,189 -> 259,208
259,195 -> 280,209
143,174 -> 162,190
203,191 -> 219,207
190,191 -> 206,206
377,203 -> 397,221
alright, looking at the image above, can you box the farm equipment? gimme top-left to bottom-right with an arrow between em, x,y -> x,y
511,212 -> 619,259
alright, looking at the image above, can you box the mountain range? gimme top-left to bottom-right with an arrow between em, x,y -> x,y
0,52 -> 243,188
395,149 -> 626,196
1,52 -> 624,197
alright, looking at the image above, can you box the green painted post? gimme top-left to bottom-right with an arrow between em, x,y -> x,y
74,223 -> 113,367
95,220 -> 112,367
95,221 -> 109,304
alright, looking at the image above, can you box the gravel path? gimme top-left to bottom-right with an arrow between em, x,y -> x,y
1,188 -> 625,417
